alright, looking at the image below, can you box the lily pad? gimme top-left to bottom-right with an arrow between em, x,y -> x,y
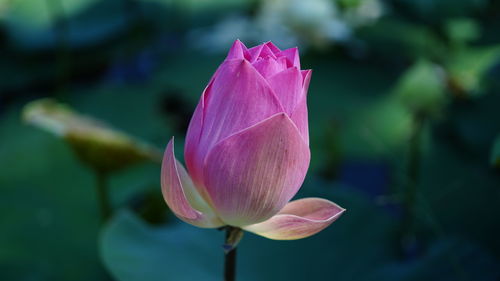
100,187 -> 398,281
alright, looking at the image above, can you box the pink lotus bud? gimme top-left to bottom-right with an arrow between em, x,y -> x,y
161,40 -> 344,240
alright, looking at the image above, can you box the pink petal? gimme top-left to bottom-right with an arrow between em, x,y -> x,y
161,138 -> 223,228
195,60 -> 284,176
267,67 -> 303,115
243,198 -> 345,240
225,40 -> 250,61
203,113 -> 310,227
301,69 -> 312,93
288,69 -> 312,144
289,96 -> 309,145
278,47 -> 300,68
258,44 -> 277,59
184,85 -> 208,187
248,43 -> 277,62
247,44 -> 265,62
252,56 -> 288,79
264,41 -> 282,55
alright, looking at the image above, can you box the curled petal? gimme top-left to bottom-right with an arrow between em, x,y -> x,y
301,69 -> 312,93
203,113 -> 310,227
244,198 -> 345,240
161,138 -> 223,228
184,94 -> 205,187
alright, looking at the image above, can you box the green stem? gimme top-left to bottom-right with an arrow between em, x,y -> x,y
400,113 -> 425,255
95,170 -> 112,223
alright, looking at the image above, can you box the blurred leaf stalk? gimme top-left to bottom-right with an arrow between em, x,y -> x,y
22,99 -> 162,222
389,15 -> 500,256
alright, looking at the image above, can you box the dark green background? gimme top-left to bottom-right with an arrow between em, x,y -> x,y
1,0 -> 499,280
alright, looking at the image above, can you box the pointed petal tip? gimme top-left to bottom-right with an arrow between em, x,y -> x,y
226,40 -> 249,60
267,66 -> 303,116
233,39 -> 248,49
279,47 -> 301,68
259,44 -> 277,59
284,46 -> 299,55
243,198 -> 344,240
264,41 -> 282,54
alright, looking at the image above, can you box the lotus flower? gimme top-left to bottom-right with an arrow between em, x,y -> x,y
161,40 -> 344,240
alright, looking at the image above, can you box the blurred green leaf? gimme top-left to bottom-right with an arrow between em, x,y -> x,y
417,120 -> 500,255
100,187 -> 398,281
141,0 -> 249,11
358,19 -> 447,60
0,105 -> 105,280
1,0 -> 131,49
446,46 -> 500,97
367,238 -> 500,281
393,59 -> 447,116
445,18 -> 480,44
345,97 -> 413,157
1,0 -> 97,30
392,0 -> 489,19
490,135 -> 500,168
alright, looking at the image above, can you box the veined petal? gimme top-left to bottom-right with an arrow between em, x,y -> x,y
184,91 -> 206,187
203,113 -> 310,227
161,138 -> 223,228
252,56 -> 288,79
278,47 -> 300,68
244,198 -> 345,240
267,67 -> 303,115
288,69 -> 312,143
289,96 -> 309,145
196,59 -> 284,173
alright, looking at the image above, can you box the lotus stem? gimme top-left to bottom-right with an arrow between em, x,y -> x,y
400,112 -> 425,256
224,226 -> 243,281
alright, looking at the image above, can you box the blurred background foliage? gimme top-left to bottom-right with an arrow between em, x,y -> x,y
1,0 -> 499,280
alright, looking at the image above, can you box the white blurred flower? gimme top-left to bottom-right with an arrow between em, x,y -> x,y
258,0 -> 351,45
344,0 -> 384,27
187,0 -> 384,52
